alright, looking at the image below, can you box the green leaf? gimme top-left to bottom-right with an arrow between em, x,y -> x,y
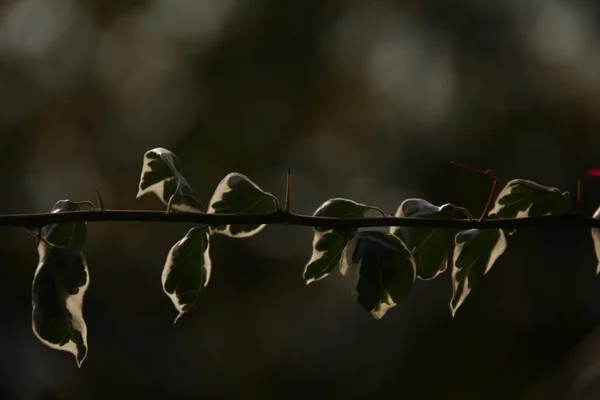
303,230 -> 346,284
391,199 -> 458,280
489,179 -> 571,219
136,147 -> 204,213
591,206 -> 600,275
207,173 -> 279,238
41,200 -> 87,249
162,227 -> 211,323
340,231 -> 415,319
302,198 -> 381,284
313,198 -> 382,232
450,229 -> 507,316
32,200 -> 90,367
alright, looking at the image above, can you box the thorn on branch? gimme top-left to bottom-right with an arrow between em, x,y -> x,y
94,189 -> 105,210
284,166 -> 291,213
577,176 -> 583,213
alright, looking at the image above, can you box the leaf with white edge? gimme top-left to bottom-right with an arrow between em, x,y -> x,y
136,147 -> 204,213
450,228 -> 507,317
32,200 -> 90,367
313,198 -> 382,233
302,198 -> 382,284
340,231 -> 415,319
591,206 -> 600,275
162,226 -> 211,322
391,199 -> 459,280
489,179 -> 571,219
207,173 -> 279,237
303,230 -> 345,284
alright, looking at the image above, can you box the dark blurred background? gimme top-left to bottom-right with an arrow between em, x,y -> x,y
1,0 -> 600,398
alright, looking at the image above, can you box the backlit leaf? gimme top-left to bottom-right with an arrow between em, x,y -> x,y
136,147 -> 204,213
391,199 -> 458,279
303,230 -> 345,284
340,231 -> 415,319
302,198 -> 382,283
450,228 -> 507,316
489,179 -> 570,219
207,173 -> 279,238
313,198 -> 381,233
32,200 -> 90,367
162,227 -> 211,323
591,206 -> 600,275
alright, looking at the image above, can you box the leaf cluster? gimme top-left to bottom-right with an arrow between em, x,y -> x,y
28,147 -> 600,367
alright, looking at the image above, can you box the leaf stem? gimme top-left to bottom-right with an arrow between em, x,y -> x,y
166,194 -> 175,215
367,206 -> 387,217
454,207 -> 473,221
27,227 -> 69,249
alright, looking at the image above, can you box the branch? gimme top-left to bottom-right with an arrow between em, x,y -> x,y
0,209 -> 599,229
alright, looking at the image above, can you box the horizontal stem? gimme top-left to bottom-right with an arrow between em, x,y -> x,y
0,209 -> 598,229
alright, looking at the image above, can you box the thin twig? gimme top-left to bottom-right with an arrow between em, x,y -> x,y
577,177 -> 582,214
0,209 -> 597,229
284,166 -> 291,213
479,171 -> 498,221
450,161 -> 498,222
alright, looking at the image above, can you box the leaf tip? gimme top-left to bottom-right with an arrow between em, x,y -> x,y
76,355 -> 86,368
303,278 -> 313,285
173,312 -> 184,324
371,312 -> 384,320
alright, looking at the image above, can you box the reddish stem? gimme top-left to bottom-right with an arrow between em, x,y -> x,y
450,161 -> 490,176
480,179 -> 498,221
587,169 -> 600,177
450,161 -> 498,221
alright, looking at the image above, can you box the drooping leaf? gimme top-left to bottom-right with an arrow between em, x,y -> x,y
591,206 -> 600,275
303,230 -> 346,284
32,200 -> 90,367
340,231 -> 415,319
391,199 -> 459,280
136,147 -> 204,213
489,179 -> 571,219
450,228 -> 507,316
162,227 -> 211,323
207,173 -> 279,238
313,198 -> 382,233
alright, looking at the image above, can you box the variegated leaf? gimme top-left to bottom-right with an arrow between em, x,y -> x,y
207,173 -> 279,238
340,231 -> 415,319
450,229 -> 507,316
136,147 -> 204,213
162,227 -> 212,322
